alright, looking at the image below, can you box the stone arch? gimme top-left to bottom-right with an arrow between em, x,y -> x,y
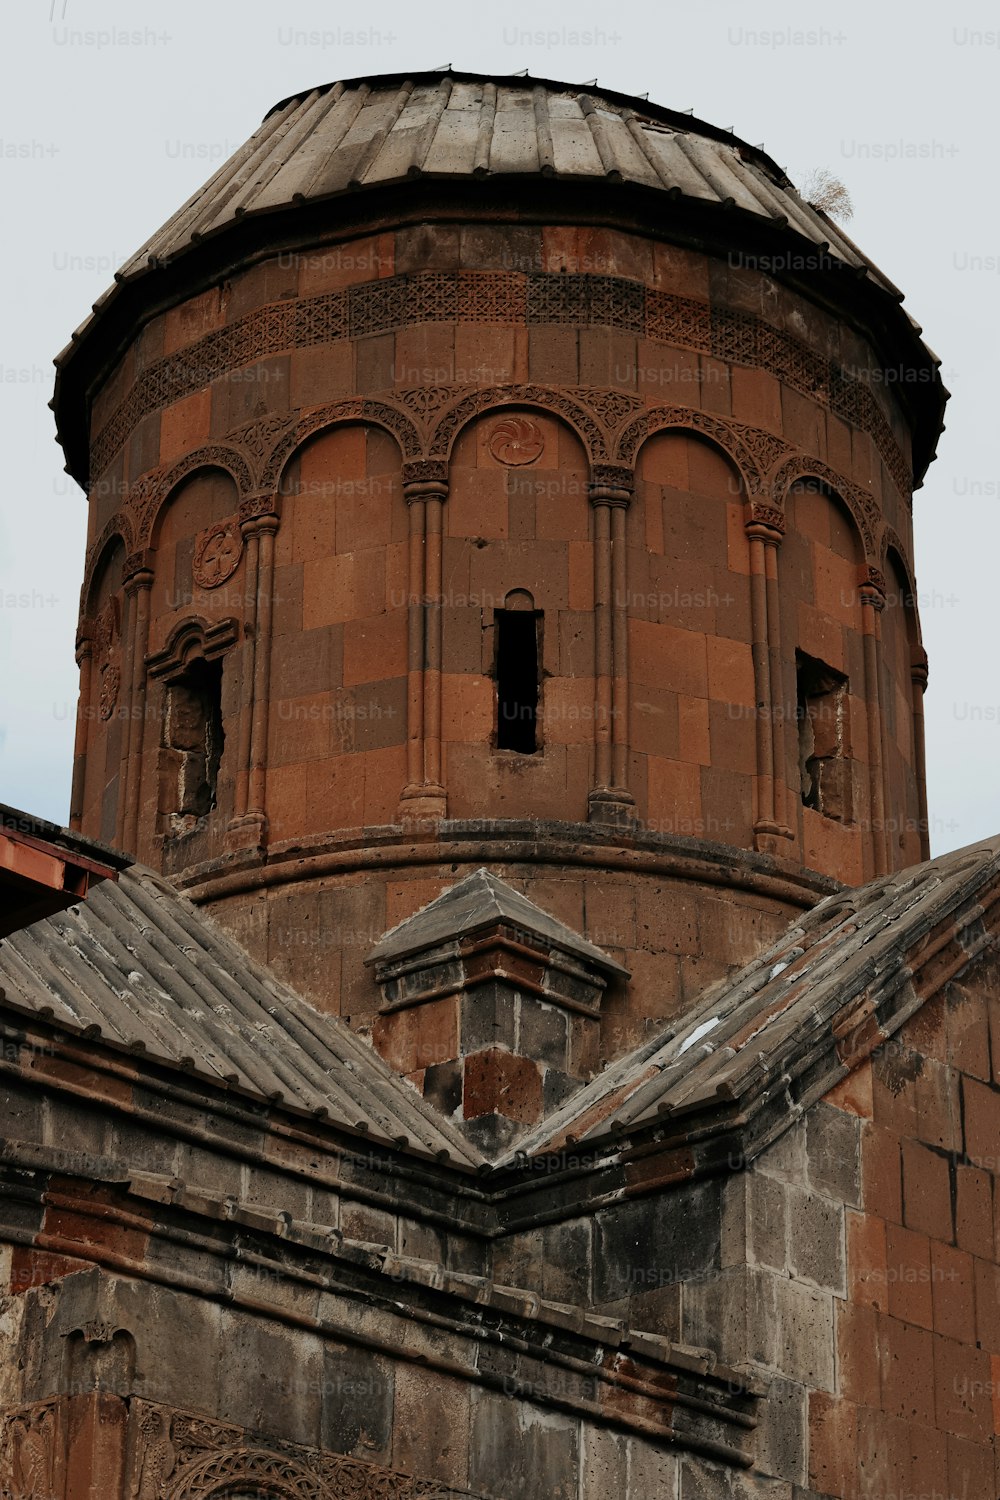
143,449 -> 253,551
429,385 -> 607,461
81,521 -> 132,614
770,456 -> 877,561
166,1448 -> 313,1499
262,398 -> 422,495
616,407 -> 763,497
881,528 -> 918,602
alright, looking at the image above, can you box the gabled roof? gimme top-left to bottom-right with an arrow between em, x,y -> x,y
0,863 -> 484,1169
367,866 -> 628,975
504,835 -> 1000,1164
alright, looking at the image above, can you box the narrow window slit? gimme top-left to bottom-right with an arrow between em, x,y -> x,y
495,609 -> 540,754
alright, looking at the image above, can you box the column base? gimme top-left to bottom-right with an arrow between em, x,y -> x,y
588,787 -> 636,829
225,811 -> 268,855
397,783 -> 447,829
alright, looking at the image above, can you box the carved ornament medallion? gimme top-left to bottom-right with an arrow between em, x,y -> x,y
487,417 -> 544,466
193,519 -> 243,590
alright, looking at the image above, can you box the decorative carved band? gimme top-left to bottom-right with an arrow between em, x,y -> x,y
129,1399 -> 485,1500
89,269 -> 911,496
401,458 -> 449,487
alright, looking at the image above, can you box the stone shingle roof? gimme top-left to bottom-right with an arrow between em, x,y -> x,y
504,835 -> 1000,1163
0,864 -> 485,1169
116,71 -> 886,288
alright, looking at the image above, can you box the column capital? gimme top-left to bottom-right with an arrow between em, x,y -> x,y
123,551 -> 155,588
589,464 -> 633,506
910,647 -> 929,690
744,502 -> 785,544
858,565 -> 886,610
402,459 -> 449,498
238,494 -> 280,531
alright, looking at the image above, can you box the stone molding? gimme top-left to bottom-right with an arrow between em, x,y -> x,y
88,269 -> 911,494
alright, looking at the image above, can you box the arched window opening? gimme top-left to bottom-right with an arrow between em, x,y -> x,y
161,656 -> 224,835
494,590 -> 541,755
796,650 -> 852,822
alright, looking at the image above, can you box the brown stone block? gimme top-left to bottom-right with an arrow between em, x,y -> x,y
698,765 -> 754,846
912,1056 -> 960,1154
630,619 -> 708,698
268,693 -> 333,765
297,233 -> 393,293
288,340 -> 354,408
885,1223 -> 933,1329
463,1048 -> 543,1123
676,693 -> 711,768
362,744 -> 407,825
963,1077 -> 1000,1171
645,756 -> 702,836
343,611 -> 407,688
901,1138 -> 953,1241
126,410 -> 161,482
527,326 -> 579,384
442,673 -> 494,744
530,469 -> 590,543
224,256 -> 298,320
780,384 -> 825,455
448,467 -> 508,540
801,808 -> 863,886
862,1121 -> 902,1222
540,225 -> 580,273
271,563 -> 303,637
707,700 -> 756,777
837,1298 -> 880,1406
948,984 -> 992,1082
355,332 -> 395,391
707,630 -> 755,705
579,227 -> 654,282
973,1255 -> 1000,1353
846,1208 -> 888,1311
807,1389 -> 858,1500
931,1240 -> 975,1344
636,340 -> 702,405
373,995 -> 460,1075
947,1433 -> 995,1500
158,387 -> 212,465
698,355 -> 732,415
454,323 -> 516,385
394,223 -> 461,272
825,1060 -> 874,1119
567,541 -> 593,610
306,752 -> 365,833
163,285 -> 226,355
813,545 -> 860,625
879,1315 -> 936,1424
209,355 -> 290,435
44,1179 -> 148,1264
265,762 -> 310,843
303,549 -> 385,630
934,1333 -> 992,1442
953,1164 -> 994,1260
459,224 -> 540,272
539,677 -> 595,748
730,366 -> 782,430
394,323 -> 456,388
578,329 -> 637,388
651,242 -> 710,299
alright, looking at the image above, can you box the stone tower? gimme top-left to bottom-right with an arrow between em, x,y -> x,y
57,70 -> 945,1120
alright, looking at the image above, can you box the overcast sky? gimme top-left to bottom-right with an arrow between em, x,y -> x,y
1,0 -> 997,856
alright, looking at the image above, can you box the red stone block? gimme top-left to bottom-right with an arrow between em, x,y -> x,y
885,1223 -> 933,1330
901,1138 -> 953,1241
463,1048 -> 543,1124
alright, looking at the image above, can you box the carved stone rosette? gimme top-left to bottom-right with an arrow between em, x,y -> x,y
192,519 -> 243,590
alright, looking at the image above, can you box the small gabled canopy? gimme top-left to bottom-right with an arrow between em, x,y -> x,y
366,866 -> 629,977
